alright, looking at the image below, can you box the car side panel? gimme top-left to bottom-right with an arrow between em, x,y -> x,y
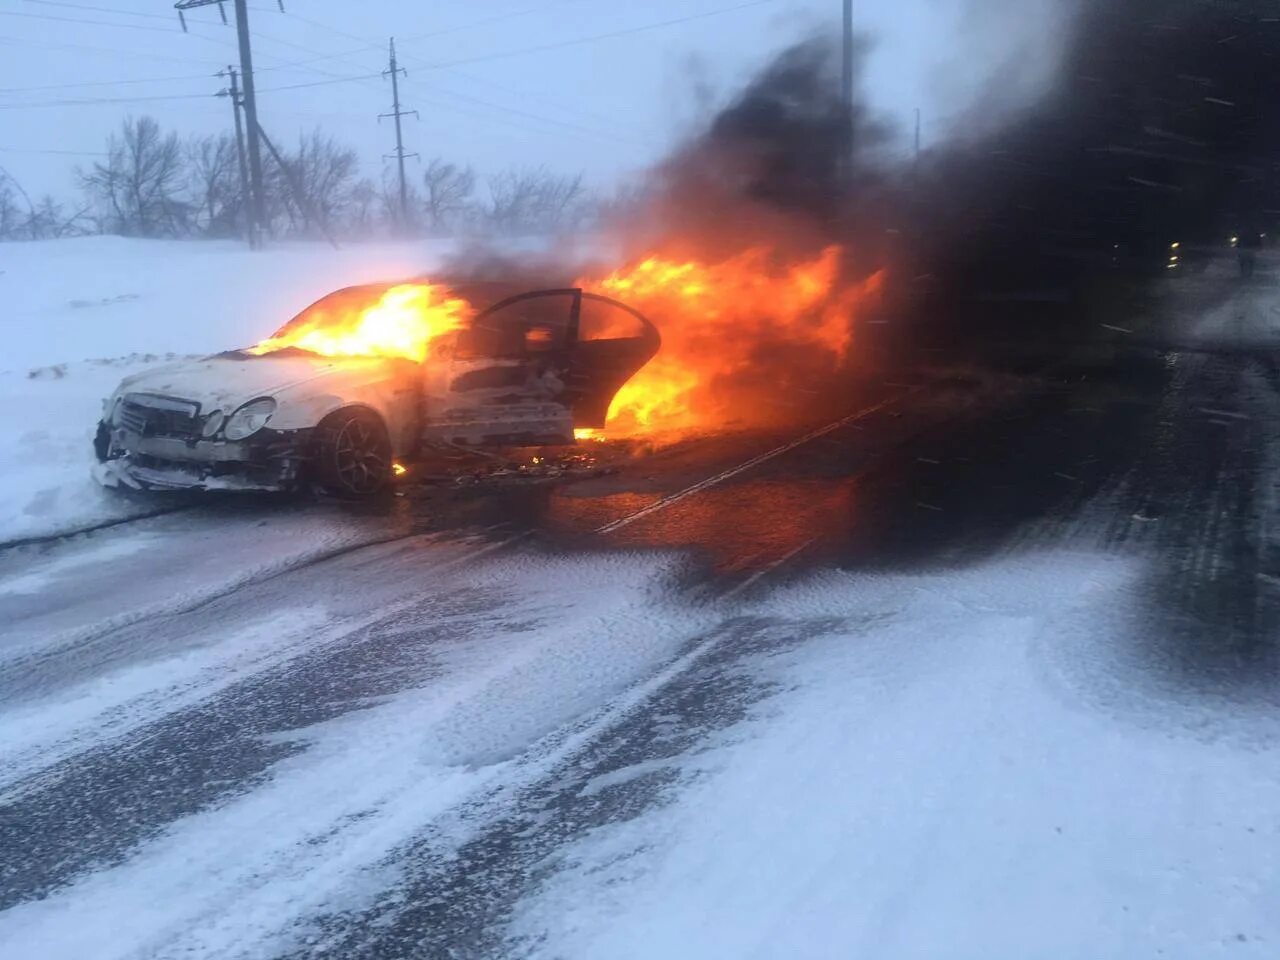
268,360 -> 421,457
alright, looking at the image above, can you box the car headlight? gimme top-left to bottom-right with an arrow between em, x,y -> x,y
201,409 -> 225,437
224,398 -> 277,440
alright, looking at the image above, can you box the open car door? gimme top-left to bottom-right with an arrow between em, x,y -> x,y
419,288 -> 659,446
564,292 -> 660,428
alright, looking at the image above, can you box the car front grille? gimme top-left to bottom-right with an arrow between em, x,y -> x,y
118,393 -> 202,439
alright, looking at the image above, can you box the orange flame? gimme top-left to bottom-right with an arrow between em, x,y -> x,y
580,245 -> 881,439
249,283 -> 472,363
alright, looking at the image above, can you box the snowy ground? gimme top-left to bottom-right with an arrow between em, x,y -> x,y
0,237 -> 453,544
512,554 -> 1280,959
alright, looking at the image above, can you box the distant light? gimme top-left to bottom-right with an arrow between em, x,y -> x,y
1170,241 -> 1181,250
392,462 -> 407,477
1231,236 -> 1240,246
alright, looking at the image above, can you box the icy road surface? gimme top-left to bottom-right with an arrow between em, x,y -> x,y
1,261 -> 1279,958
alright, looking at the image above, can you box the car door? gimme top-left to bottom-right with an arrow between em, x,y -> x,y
419,289 -> 579,447
564,292 -> 661,429
418,289 -> 660,446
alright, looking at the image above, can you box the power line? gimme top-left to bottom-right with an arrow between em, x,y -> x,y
210,0 -> 786,81
0,33 -> 225,67
424,0 -> 784,69
258,72 -> 385,93
396,0 -> 592,44
405,77 -> 643,147
0,91 -> 217,110
402,90 -> 640,151
21,0 -> 177,21
262,3 -> 717,145
0,68 -> 387,106
263,8 -> 379,46
0,71 -> 218,95
439,65 -> 622,130
0,145 -> 108,157
0,9 -> 184,33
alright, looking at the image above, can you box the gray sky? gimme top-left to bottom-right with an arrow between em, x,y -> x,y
0,0 -> 1061,202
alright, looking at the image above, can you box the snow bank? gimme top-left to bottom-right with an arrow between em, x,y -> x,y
0,237 -> 454,543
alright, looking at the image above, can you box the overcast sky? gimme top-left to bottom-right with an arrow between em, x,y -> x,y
0,0 -> 1064,202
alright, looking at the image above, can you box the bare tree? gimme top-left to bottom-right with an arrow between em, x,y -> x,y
81,116 -> 191,237
484,166 -> 588,234
0,177 -> 22,240
25,195 -> 90,239
421,157 -> 475,233
345,177 -> 379,238
271,130 -> 358,237
186,133 -> 241,237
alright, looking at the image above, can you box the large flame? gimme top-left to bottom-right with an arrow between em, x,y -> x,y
249,283 -> 472,363
580,245 -> 881,438
245,255 -> 879,445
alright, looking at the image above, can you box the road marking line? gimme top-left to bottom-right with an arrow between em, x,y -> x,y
594,393 -> 910,535
719,535 -> 819,601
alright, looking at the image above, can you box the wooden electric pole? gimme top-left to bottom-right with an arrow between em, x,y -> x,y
176,0 -> 267,242
914,107 -> 921,168
380,38 -> 418,231
841,0 -> 854,184
220,65 -> 255,248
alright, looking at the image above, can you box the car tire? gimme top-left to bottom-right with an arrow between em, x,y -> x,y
314,408 -> 393,499
93,420 -> 111,462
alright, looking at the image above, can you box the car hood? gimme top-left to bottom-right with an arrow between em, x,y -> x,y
110,352 -> 406,414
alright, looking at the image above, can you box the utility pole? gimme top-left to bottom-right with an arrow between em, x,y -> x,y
219,65 -> 255,248
914,107 -> 921,169
176,0 -> 267,241
841,0 -> 854,184
380,37 -> 418,231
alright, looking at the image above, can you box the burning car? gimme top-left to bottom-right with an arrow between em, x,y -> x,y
93,282 -> 659,497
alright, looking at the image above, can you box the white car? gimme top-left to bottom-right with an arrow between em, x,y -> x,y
94,283 -> 660,497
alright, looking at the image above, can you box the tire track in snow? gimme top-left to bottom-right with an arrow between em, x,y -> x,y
0,531 -> 527,800
0,524 -> 442,698
0,503 -> 199,553
0,550 -> 719,953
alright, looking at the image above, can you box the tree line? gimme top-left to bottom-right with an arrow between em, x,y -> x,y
0,115 -> 595,241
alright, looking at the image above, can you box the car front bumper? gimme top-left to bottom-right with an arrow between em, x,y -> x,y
94,423 -> 311,492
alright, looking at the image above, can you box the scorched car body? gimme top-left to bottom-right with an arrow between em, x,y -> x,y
93,283 -> 659,497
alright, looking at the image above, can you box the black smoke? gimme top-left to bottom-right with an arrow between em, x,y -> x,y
614,0 -> 1280,359
595,36 -> 892,264
918,0 -> 1280,290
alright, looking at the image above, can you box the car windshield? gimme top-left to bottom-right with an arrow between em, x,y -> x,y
247,282 -> 469,363
265,284 -> 398,341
